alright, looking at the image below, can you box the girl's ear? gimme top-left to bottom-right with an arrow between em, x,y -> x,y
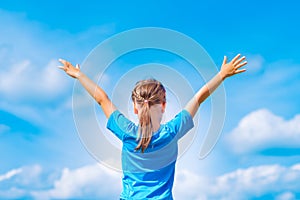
161,102 -> 166,113
133,102 -> 138,114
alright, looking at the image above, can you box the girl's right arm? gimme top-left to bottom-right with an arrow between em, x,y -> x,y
58,59 -> 116,118
184,54 -> 247,118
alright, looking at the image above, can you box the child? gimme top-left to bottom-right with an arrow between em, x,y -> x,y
59,54 -> 247,199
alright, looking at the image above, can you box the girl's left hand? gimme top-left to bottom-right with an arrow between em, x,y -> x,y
58,59 -> 81,79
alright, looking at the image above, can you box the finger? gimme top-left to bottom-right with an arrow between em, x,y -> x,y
57,66 -> 66,70
235,69 -> 246,74
58,58 -> 67,65
222,56 -> 227,66
231,54 -> 241,64
234,56 -> 246,65
59,58 -> 71,67
235,61 -> 248,69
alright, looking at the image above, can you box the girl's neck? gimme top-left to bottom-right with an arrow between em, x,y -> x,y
152,120 -> 161,132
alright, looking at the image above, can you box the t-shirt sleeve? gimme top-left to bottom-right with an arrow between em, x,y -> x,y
106,110 -> 136,141
167,109 -> 194,139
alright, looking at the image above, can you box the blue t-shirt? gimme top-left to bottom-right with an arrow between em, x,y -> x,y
107,110 -> 194,200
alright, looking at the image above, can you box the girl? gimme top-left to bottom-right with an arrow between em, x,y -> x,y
59,54 -> 247,199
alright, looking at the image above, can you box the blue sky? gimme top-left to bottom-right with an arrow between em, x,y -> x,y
1,0 -> 300,199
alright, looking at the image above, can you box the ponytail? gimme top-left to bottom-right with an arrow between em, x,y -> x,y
131,79 -> 166,153
135,101 -> 152,153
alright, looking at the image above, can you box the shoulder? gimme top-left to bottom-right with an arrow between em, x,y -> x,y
167,110 -> 193,127
107,110 -> 138,140
165,109 -> 194,138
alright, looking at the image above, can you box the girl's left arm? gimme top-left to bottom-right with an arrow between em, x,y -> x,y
58,59 -> 116,118
184,54 -> 247,118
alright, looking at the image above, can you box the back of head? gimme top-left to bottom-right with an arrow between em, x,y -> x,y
131,79 -> 166,152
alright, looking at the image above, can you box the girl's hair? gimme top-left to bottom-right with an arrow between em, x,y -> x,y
131,79 -> 166,153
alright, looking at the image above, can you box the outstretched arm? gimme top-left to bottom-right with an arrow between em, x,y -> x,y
184,54 -> 247,118
58,59 -> 116,118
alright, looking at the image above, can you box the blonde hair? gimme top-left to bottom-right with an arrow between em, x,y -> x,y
131,79 -> 166,153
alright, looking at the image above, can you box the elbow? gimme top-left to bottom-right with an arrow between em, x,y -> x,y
95,94 -> 110,106
94,94 -> 104,105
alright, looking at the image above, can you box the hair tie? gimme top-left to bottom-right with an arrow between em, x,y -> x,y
144,99 -> 148,103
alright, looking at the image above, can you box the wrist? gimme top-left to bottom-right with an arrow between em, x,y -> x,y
75,71 -> 82,79
218,71 -> 226,81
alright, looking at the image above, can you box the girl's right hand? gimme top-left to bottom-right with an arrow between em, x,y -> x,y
219,54 -> 247,80
58,59 -> 81,79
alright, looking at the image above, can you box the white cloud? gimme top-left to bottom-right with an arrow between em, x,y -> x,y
173,169 -> 209,200
0,164 -> 121,199
14,165 -> 43,186
0,8 -> 116,130
0,165 -> 43,199
226,109 -> 300,154
0,59 -> 70,103
32,164 -> 122,200
0,168 -> 22,182
0,9 -> 115,105
174,163 -> 300,200
0,60 -> 72,128
0,9 -> 73,128
1,162 -> 300,199
0,165 -> 44,186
